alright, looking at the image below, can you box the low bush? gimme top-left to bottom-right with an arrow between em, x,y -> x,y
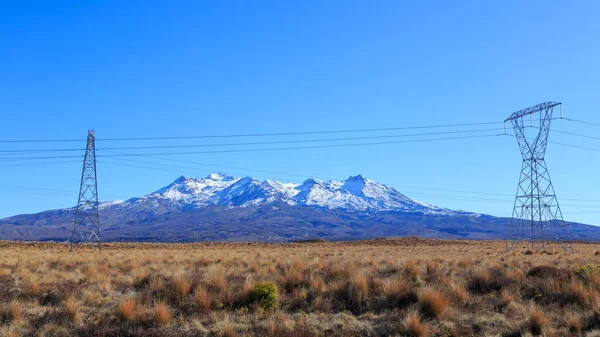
467,267 -> 509,294
251,282 -> 279,310
527,265 -> 571,280
575,264 -> 600,278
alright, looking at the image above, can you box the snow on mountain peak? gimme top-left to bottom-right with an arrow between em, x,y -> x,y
173,175 -> 193,184
206,173 -> 235,181
301,178 -> 322,186
122,173 -> 456,215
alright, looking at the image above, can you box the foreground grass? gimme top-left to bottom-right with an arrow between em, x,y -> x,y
0,238 -> 599,336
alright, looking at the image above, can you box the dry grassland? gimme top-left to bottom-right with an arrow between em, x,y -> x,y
0,238 -> 599,336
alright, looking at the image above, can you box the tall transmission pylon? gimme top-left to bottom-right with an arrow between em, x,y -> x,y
505,102 -> 573,253
70,130 -> 101,252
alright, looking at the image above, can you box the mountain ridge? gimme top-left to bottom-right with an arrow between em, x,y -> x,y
113,173 -> 455,215
1,173 -> 599,242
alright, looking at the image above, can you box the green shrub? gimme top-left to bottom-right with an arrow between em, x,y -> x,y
251,282 -> 279,310
574,264 -> 600,278
239,306 -> 248,316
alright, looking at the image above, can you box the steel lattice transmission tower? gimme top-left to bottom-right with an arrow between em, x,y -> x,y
505,102 -> 573,253
70,129 -> 101,252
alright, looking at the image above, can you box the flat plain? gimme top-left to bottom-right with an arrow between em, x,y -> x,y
0,238 -> 599,337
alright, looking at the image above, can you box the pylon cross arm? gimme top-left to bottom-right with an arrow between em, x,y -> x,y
504,102 -> 561,122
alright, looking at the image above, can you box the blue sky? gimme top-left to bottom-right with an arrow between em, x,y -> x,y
1,1 -> 600,224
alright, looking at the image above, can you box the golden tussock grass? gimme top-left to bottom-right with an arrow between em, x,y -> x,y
570,280 -> 589,305
117,297 -> 136,321
1,301 -> 23,323
403,311 -> 428,337
209,269 -> 227,294
450,282 -> 468,303
194,286 -> 211,310
404,259 -> 420,280
0,239 -> 598,336
529,306 -> 549,335
222,318 -> 238,337
29,282 -> 41,297
567,312 -> 582,335
418,287 -> 448,319
348,269 -> 369,305
153,303 -> 171,326
501,291 -> 513,307
174,277 -> 191,298
64,297 -> 81,324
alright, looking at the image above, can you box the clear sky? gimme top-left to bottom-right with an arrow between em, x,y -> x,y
1,1 -> 600,225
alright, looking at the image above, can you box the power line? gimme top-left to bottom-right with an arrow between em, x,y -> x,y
562,118 -> 600,128
550,141 -> 600,153
0,160 -> 82,168
0,127 -> 502,154
0,138 -> 83,144
100,154 -> 600,205
0,187 -> 75,199
3,162 -> 592,220
103,153 -> 321,180
4,134 -> 598,204
99,159 -> 515,205
526,124 -> 600,141
0,120 -> 504,144
0,134 -> 503,161
95,121 -> 504,141
0,155 -> 83,161
101,151 -> 524,197
23,126 -> 600,158
505,132 -> 600,154
0,183 -> 127,200
98,159 -> 600,211
0,148 -> 84,153
96,134 -> 503,158
99,159 -> 257,181
0,183 -> 74,195
95,128 -> 501,151
551,129 -> 600,141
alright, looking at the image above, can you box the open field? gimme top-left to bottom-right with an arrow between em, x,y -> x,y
0,238 -> 600,337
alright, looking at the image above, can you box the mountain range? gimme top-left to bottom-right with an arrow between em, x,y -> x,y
1,173 -> 599,242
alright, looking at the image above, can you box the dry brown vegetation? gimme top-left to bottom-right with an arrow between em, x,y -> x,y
0,238 -> 599,336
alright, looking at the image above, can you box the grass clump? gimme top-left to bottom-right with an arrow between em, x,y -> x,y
64,297 -> 81,324
0,302 -> 22,323
567,312 -> 582,335
348,270 -> 369,307
174,277 -> 191,298
403,311 -> 428,337
418,288 -> 448,319
467,267 -> 508,294
383,279 -> 418,309
194,286 -> 211,311
528,306 -> 548,335
153,303 -> 171,326
117,297 -> 136,322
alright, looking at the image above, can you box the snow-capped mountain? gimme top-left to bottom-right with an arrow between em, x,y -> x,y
103,173 -> 454,215
3,173 -> 600,243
